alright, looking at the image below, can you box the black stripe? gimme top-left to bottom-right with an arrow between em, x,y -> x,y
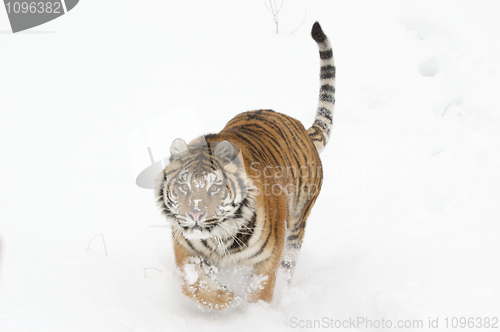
313,119 -> 330,136
320,65 -> 335,72
201,239 -> 210,249
232,196 -> 252,219
316,107 -> 333,124
320,72 -> 335,79
281,260 -> 296,269
184,239 -> 205,256
320,84 -> 335,93
308,127 -> 326,144
320,65 -> 336,79
291,221 -> 306,232
164,168 -> 181,178
249,223 -> 273,259
230,127 -> 282,166
228,213 -> 257,251
319,49 -> 333,59
226,177 -> 237,202
286,242 -> 302,250
319,94 -> 335,103
234,173 -> 247,199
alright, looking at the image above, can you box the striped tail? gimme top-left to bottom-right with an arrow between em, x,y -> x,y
307,22 -> 335,153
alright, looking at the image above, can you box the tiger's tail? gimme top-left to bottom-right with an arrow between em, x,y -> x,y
307,22 -> 335,154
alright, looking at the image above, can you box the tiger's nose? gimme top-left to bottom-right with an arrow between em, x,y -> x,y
188,211 -> 205,222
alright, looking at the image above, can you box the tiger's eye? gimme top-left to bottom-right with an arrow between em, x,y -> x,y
209,185 -> 220,193
181,184 -> 189,191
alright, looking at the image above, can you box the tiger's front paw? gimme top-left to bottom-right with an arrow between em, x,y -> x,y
207,285 -> 234,310
183,281 -> 234,310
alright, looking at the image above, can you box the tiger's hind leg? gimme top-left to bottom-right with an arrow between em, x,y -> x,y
281,191 -> 319,284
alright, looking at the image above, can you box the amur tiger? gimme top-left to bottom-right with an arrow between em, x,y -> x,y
155,22 -> 335,309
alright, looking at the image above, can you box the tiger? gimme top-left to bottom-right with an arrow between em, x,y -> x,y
155,22 -> 335,310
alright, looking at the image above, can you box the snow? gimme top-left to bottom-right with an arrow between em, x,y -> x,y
183,261 -> 200,285
1,0 -> 499,331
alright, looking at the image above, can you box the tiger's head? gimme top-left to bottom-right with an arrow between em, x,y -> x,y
156,138 -> 254,240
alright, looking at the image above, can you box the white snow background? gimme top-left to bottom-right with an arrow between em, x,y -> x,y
1,1 -> 499,331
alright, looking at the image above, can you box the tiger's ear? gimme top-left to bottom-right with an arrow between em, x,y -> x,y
214,140 -> 235,163
170,138 -> 189,159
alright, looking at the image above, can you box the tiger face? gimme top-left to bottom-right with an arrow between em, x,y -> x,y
157,138 -> 252,241
167,168 -> 234,239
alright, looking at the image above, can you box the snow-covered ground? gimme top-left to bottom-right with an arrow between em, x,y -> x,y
1,1 -> 499,331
